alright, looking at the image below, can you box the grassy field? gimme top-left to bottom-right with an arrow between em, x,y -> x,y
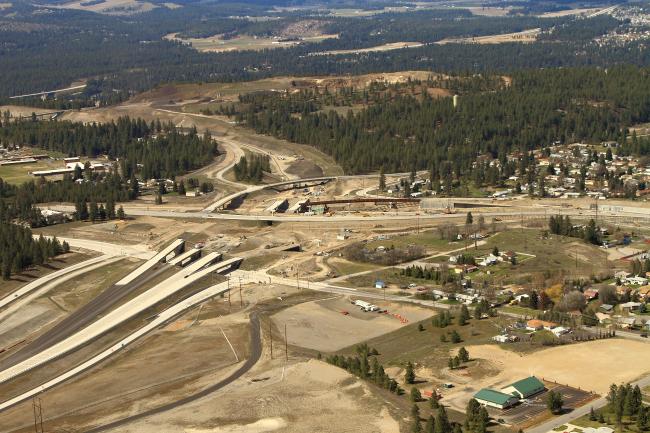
326,257 -> 381,277
166,33 -> 337,53
239,252 -> 283,271
339,313 -> 511,369
0,157 -> 66,184
44,258 -> 139,311
366,231 -> 455,253
439,229 -> 615,286
573,406 -> 649,433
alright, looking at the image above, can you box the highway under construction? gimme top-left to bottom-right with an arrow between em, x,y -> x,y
0,239 -> 243,412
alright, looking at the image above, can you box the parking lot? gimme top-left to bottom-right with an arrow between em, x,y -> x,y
489,381 -> 596,426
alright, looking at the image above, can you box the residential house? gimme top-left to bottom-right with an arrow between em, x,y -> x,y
626,276 -> 649,286
600,304 -> 614,314
637,285 -> 650,300
583,288 -> 599,301
620,302 -> 642,313
551,326 -> 569,337
526,319 -> 558,331
616,316 -> 637,329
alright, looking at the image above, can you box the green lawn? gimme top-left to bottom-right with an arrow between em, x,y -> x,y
366,231 -> 455,253
326,258 -> 381,277
573,408 -> 648,433
499,305 -> 540,318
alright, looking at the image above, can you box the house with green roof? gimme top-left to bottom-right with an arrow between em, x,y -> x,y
501,376 -> 545,399
474,388 -> 520,409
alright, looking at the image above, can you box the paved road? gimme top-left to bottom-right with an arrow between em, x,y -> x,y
84,312 -> 261,433
0,255 -> 116,313
0,255 -> 240,384
0,280 -> 241,413
0,263 -> 170,370
526,373 -> 650,433
47,204 -> 650,224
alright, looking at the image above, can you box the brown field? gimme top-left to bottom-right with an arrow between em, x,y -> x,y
272,297 -> 434,352
112,359 -> 402,433
164,32 -> 338,53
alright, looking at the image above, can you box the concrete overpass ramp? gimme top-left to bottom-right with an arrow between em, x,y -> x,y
180,251 -> 223,277
167,248 -> 202,267
0,254 -> 242,385
115,239 -> 185,286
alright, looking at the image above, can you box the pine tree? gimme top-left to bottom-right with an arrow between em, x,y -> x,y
405,361 -> 416,384
425,416 -> 436,433
411,387 -> 422,402
434,406 -> 450,433
458,347 -> 469,363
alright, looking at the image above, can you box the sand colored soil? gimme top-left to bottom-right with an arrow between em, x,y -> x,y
272,297 -> 434,352
441,339 -> 650,411
116,359 -> 401,433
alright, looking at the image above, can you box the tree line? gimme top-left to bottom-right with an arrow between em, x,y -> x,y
0,221 -> 68,279
234,66 -> 650,174
0,115 -> 219,180
232,154 -> 271,184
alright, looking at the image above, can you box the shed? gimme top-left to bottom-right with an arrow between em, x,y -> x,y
501,376 -> 545,399
474,389 -> 519,409
375,280 -> 386,289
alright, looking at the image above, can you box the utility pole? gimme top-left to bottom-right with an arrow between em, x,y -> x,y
296,270 -> 300,290
227,276 -> 231,310
32,397 -> 44,433
284,323 -> 288,361
239,277 -> 243,307
269,321 -> 273,359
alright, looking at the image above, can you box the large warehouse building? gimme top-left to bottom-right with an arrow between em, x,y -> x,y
474,376 -> 546,410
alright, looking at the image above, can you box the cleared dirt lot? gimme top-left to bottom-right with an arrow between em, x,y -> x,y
111,359 -> 402,433
272,297 -> 434,352
442,339 -> 650,412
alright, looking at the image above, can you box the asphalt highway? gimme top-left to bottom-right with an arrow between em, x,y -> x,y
0,264 -> 171,370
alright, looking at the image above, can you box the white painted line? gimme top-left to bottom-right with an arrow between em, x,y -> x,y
220,327 -> 239,362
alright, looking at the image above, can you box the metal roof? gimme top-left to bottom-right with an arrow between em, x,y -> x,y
507,376 -> 545,396
474,389 -> 516,405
